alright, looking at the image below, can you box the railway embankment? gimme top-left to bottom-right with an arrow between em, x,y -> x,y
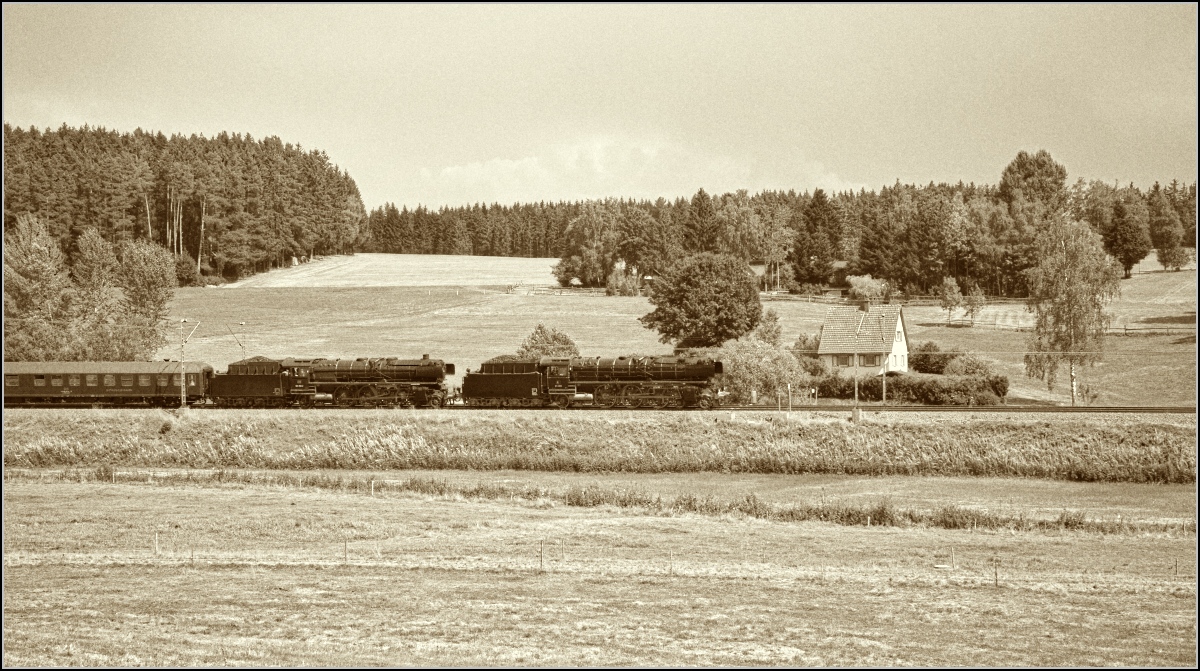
4,409 -> 1195,483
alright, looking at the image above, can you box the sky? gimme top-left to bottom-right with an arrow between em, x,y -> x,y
3,4 -> 1197,210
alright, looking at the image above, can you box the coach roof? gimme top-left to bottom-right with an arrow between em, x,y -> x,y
3,361 -> 213,375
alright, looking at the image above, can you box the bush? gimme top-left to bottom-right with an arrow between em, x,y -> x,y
717,336 -> 813,405
175,253 -> 201,287
790,282 -> 825,296
909,341 -> 960,374
944,353 -> 994,377
817,372 -> 1005,405
605,268 -> 640,296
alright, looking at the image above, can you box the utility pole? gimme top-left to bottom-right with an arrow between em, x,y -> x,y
226,322 -> 247,361
180,319 -> 200,408
853,306 -> 867,422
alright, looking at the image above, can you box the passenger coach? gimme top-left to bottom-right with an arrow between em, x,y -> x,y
2,361 -> 213,407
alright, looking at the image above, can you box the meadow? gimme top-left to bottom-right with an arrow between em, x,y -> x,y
3,479 -> 1195,666
5,252 -> 1197,666
161,253 -> 1197,406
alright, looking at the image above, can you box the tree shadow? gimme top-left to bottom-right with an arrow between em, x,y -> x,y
1138,312 -> 1196,325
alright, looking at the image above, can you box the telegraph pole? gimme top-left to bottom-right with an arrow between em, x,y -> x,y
853,306 -> 867,422
180,319 -> 200,408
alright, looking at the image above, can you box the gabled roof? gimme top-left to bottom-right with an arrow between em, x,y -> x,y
817,304 -> 904,355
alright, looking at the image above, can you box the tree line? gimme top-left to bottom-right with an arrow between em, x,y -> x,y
4,123 -> 368,282
364,152 -> 1194,298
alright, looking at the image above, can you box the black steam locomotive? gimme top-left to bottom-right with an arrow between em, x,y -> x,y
461,354 -> 724,409
208,354 -> 456,407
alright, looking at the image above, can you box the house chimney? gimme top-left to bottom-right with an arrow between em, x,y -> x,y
858,300 -> 870,312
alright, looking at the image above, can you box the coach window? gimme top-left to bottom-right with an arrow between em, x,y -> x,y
157,376 -> 169,387
139,375 -> 151,387
34,375 -> 46,387
69,375 -> 81,386
172,374 -> 180,386
188,374 -> 196,387
51,376 -> 63,387
103,375 -> 115,386
86,374 -> 99,386
5,376 -> 18,387
121,375 -> 134,387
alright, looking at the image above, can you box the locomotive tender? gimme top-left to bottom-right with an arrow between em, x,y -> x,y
461,354 -> 724,409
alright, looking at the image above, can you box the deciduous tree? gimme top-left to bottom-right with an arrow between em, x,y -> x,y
1023,215 -> 1121,405
640,253 -> 761,348
516,323 -> 581,359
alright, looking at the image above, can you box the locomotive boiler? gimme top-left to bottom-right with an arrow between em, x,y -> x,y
208,354 -> 455,407
461,354 -> 724,409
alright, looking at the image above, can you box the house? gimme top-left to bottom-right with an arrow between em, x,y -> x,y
817,304 -> 909,376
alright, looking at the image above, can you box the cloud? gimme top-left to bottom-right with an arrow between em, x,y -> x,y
404,137 -> 862,207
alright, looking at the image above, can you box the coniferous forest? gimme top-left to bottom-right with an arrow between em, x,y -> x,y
4,124 -> 1196,298
3,123 -> 367,281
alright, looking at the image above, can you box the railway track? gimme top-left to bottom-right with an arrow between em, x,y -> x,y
5,402 -> 1195,414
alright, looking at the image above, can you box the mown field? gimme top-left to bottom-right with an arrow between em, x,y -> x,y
161,253 -> 1196,406
3,478 -> 1196,666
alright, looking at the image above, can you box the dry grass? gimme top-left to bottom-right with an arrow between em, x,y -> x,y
5,409 -> 1195,483
3,480 -> 1195,667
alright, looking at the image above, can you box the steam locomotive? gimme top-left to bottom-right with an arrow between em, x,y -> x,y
461,354 -> 724,409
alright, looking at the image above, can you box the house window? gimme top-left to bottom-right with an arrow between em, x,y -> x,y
51,376 -> 64,387
69,375 -> 81,386
86,375 -> 99,386
5,376 -> 18,386
34,375 -> 46,387
103,375 -> 116,386
860,354 -> 879,367
835,355 -> 851,367
139,375 -> 151,387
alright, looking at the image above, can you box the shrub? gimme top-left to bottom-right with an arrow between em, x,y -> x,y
909,341 -> 960,374
944,353 -> 994,377
718,336 -> 813,404
817,372 -> 1004,405
175,253 -> 202,287
605,268 -> 640,296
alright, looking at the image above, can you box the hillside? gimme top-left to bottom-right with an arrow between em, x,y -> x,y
163,253 -> 1195,406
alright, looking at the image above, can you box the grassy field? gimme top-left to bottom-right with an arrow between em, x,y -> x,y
3,479 -> 1196,666
160,253 -> 1196,406
7,252 -> 1196,666
5,409 -> 1195,484
225,253 -> 561,288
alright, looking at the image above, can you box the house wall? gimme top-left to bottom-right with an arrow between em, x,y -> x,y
887,317 -> 909,373
824,352 -> 888,377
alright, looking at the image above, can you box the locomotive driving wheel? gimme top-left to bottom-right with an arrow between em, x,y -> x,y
594,385 -> 618,408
